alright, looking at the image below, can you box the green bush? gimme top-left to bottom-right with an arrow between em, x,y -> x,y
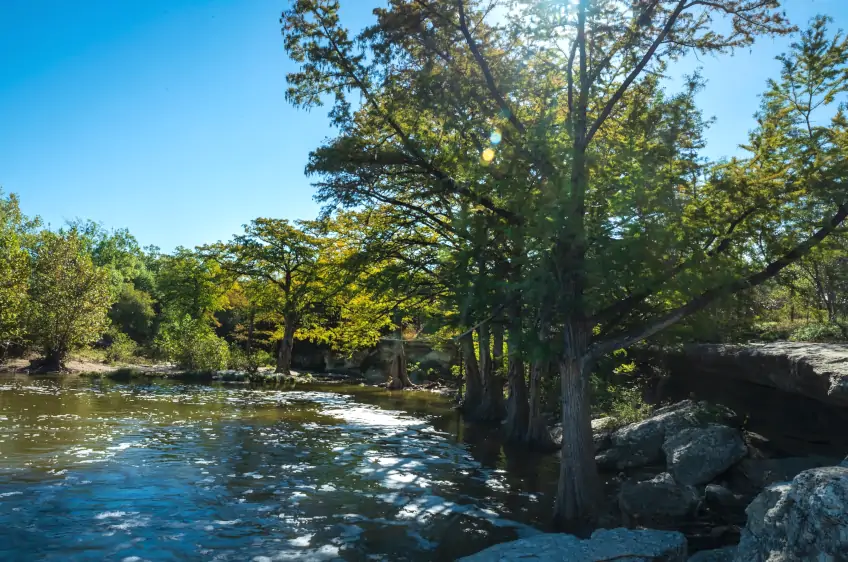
155,315 -> 229,371
789,322 -> 846,343
227,345 -> 275,372
105,329 -> 138,364
590,373 -> 653,425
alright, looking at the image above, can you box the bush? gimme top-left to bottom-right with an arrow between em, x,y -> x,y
591,373 -> 653,425
789,322 -> 846,343
155,315 -> 229,371
227,345 -> 275,372
105,330 -> 138,364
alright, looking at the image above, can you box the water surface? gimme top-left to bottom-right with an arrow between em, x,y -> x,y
0,376 -> 558,561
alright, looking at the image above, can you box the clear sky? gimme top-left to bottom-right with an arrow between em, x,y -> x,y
1,0 -> 846,252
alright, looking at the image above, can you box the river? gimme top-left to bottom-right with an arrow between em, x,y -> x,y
0,375 -> 559,561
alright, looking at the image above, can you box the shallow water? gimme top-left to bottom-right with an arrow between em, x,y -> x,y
0,376 -> 558,561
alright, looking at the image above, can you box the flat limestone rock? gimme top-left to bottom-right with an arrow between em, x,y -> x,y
677,342 -> 848,407
458,528 -> 687,561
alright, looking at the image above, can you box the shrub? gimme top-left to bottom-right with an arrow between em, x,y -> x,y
155,315 -> 229,371
227,345 -> 275,372
591,374 -> 653,424
105,330 -> 138,364
789,322 -> 846,343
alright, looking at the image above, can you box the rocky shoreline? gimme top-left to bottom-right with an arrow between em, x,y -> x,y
476,398 -> 848,561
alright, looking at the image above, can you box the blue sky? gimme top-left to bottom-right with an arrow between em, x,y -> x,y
1,1 -> 846,252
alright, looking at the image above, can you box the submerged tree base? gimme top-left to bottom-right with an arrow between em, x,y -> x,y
26,357 -> 69,374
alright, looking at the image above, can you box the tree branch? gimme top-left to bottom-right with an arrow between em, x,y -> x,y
590,201 -> 848,359
585,0 -> 687,146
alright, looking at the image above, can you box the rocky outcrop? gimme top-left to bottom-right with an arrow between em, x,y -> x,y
671,342 -> 848,408
458,528 -> 687,561
663,424 -> 747,485
734,465 -> 848,561
596,400 -> 740,470
619,472 -> 700,523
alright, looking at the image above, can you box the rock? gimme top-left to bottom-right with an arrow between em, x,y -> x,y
734,465 -> 848,561
551,417 -> 620,452
841,456 -> 848,468
704,483 -> 745,509
618,472 -> 700,522
457,528 -> 687,561
674,342 -> 848,408
735,456 -> 833,489
662,424 -> 748,485
688,546 -> 737,562
592,416 -> 619,432
599,400 -> 740,470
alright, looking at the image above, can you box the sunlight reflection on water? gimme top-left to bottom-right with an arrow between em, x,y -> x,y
0,377 -> 557,561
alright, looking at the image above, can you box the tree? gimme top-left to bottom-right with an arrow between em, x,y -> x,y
157,247 -> 229,321
282,0 -> 848,532
0,191 -> 35,360
27,230 -> 114,371
203,219 -> 324,374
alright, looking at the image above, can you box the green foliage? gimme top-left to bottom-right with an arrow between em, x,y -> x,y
109,283 -> 156,343
155,315 -> 229,372
105,329 -> 139,364
590,375 -> 653,425
27,230 -> 114,367
789,322 -> 846,343
0,191 -> 32,357
158,248 -> 229,321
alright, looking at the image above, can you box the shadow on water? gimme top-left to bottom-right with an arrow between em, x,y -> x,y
0,375 -> 560,561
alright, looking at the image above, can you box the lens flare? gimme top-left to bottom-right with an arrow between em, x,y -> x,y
490,129 -> 502,145
482,148 -> 495,162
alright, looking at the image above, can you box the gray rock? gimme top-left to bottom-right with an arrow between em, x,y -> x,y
734,465 -> 848,561
458,528 -> 686,561
619,472 -> 700,522
552,417 -> 620,452
599,400 -> 739,470
678,342 -> 848,407
688,546 -> 737,562
662,424 -> 748,485
704,483 -> 745,509
736,456 -> 833,489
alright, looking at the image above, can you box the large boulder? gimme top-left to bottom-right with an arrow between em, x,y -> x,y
734,465 -> 848,561
458,528 -> 686,561
662,424 -> 748,485
597,400 -> 739,470
673,343 -> 848,408
688,546 -> 737,562
618,472 -> 700,523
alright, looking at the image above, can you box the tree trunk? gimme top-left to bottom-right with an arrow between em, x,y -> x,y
492,321 -> 504,374
275,316 -> 295,374
554,323 -> 601,535
504,354 -> 529,441
460,332 -> 483,413
387,338 -> 411,389
503,299 -> 529,442
475,322 -> 505,422
526,358 -> 557,451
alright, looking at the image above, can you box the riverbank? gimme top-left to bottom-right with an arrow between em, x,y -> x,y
0,356 -> 459,397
